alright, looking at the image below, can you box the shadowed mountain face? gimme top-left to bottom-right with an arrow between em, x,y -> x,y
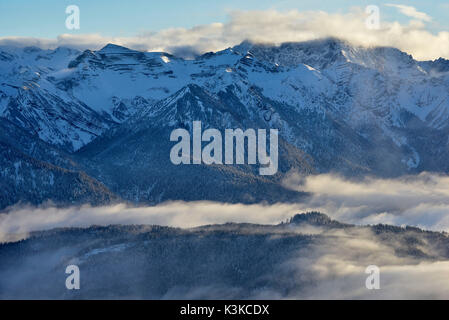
0,118 -> 118,209
1,39 -> 449,208
1,212 -> 448,299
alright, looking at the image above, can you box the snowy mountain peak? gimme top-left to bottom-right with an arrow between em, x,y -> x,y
97,43 -> 139,55
231,38 -> 423,75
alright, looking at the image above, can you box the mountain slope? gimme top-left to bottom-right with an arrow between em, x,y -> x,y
76,84 -> 312,204
0,118 -> 119,209
1,212 -> 448,299
1,39 -> 449,207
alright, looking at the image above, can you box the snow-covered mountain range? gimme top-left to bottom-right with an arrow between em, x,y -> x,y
1,38 -> 449,208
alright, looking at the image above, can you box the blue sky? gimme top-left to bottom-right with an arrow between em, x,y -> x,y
0,0 -> 447,38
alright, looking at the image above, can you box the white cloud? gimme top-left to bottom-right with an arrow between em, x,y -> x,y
285,236 -> 449,299
0,8 -> 448,60
3,173 -> 449,298
0,201 -> 303,242
3,172 -> 449,243
283,171 -> 449,231
386,4 -> 432,22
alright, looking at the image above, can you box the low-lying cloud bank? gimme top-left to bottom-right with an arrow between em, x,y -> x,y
283,171 -> 449,231
2,172 -> 449,299
0,202 -> 302,242
1,8 -> 448,60
2,172 -> 449,242
281,230 -> 449,299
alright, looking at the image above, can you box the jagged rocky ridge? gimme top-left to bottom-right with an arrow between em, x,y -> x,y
1,38 -> 449,208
